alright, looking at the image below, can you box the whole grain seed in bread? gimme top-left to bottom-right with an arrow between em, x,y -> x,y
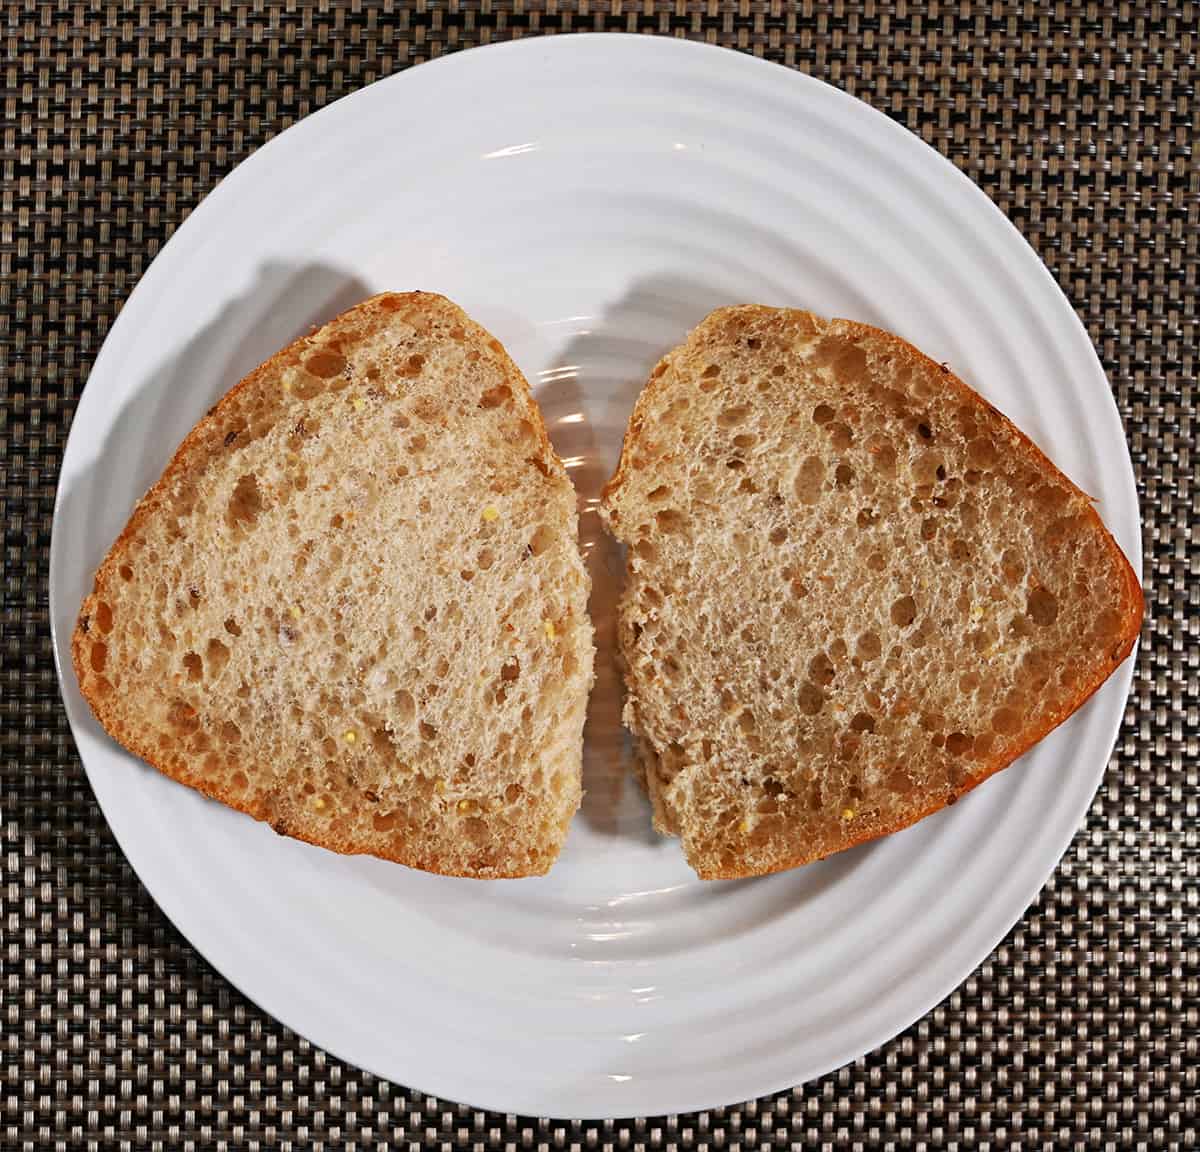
73,292 -> 594,878
601,305 -> 1141,879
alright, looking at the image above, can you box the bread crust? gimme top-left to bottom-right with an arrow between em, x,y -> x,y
603,306 -> 1143,879
73,292 -> 590,879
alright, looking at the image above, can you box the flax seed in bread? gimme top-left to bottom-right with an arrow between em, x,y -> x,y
73,292 -> 594,878
601,305 -> 1142,880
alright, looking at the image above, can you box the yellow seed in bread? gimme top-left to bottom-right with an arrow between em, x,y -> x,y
343,729 -> 357,744
481,505 -> 500,522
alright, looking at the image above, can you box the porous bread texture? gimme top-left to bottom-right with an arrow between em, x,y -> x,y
601,305 -> 1143,880
73,292 -> 594,879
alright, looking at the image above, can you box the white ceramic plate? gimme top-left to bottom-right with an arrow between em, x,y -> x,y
50,34 -> 1141,1118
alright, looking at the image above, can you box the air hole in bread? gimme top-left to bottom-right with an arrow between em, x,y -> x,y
829,422 -> 853,450
817,338 -> 868,383
850,711 -> 876,734
890,596 -> 917,627
408,434 -> 427,453
806,652 -> 835,686
182,651 -> 202,682
89,642 -> 107,673
655,509 -> 687,534
857,631 -> 882,660
726,458 -> 745,471
205,638 -> 229,678
798,682 -> 825,716
968,437 -> 996,467
946,732 -> 973,756
921,518 -> 938,541
738,477 -> 760,495
866,435 -> 897,475
812,404 -> 835,425
94,601 -> 114,633
393,689 -> 415,725
732,433 -> 757,449
419,720 -> 438,742
634,539 -> 657,562
501,658 -> 521,683
795,455 -> 824,504
118,564 -> 133,582
479,383 -> 511,409
227,473 -> 264,529
167,699 -> 199,733
289,371 -> 323,400
647,485 -> 671,502
1027,585 -> 1059,626
529,524 -> 555,556
912,450 -> 945,486
916,420 -> 934,440
949,538 -> 972,562
835,463 -> 854,488
718,405 -> 751,428
305,350 -> 346,379
477,547 -> 495,570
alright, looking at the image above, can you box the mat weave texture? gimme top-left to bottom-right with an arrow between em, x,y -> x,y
1,3 -> 1196,1149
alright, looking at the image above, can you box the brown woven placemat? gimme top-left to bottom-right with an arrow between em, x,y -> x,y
2,3 -> 1196,1148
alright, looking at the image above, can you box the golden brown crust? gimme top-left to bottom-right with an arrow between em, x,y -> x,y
72,291 -> 583,880
604,304 -> 1143,880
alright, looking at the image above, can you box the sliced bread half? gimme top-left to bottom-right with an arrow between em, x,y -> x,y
74,292 -> 594,878
601,305 -> 1142,879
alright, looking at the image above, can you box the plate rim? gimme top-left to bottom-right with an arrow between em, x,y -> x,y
49,31 -> 1143,1118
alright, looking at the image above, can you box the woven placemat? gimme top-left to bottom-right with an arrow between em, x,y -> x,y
2,3 -> 1196,1149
